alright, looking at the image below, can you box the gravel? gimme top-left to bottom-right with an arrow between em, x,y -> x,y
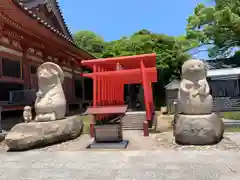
154,132 -> 240,151
0,131 -> 240,152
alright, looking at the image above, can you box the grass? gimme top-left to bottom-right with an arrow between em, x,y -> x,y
225,127 -> 240,132
155,114 -> 173,132
222,112 -> 240,120
79,114 -> 92,134
78,113 -> 240,134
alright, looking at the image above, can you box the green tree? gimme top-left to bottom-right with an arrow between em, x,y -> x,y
186,0 -> 240,58
102,30 -> 196,80
74,30 -> 105,57
74,29 -> 198,107
74,29 -> 197,81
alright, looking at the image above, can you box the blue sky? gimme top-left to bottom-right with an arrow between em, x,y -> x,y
58,0 -> 213,59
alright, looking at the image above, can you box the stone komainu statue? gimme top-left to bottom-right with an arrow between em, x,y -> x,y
177,59 -> 213,115
174,59 -> 224,145
34,62 -> 66,122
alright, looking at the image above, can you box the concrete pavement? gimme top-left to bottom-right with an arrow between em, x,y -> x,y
0,151 -> 240,179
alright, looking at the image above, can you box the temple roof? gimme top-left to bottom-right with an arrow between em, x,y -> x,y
16,0 -> 72,40
13,0 -> 95,59
18,0 -> 72,40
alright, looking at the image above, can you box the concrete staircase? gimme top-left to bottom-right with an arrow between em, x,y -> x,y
121,111 -> 146,130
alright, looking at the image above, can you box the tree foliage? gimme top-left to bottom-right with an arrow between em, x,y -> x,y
74,29 -> 197,81
186,0 -> 240,58
74,30 -> 105,57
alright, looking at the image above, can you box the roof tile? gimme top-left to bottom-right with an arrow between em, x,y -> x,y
13,0 -> 96,59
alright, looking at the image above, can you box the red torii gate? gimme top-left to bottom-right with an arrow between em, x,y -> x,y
81,53 -> 157,127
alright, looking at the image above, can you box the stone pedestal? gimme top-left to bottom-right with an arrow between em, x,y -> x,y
94,123 -> 123,142
5,116 -> 83,151
174,113 -> 224,145
87,123 -> 128,149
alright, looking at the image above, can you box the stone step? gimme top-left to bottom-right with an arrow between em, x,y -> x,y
122,116 -> 145,118
121,113 -> 146,130
122,127 -> 143,130
123,115 -> 146,117
122,122 -> 144,124
122,124 -> 143,128
121,120 -> 145,124
121,120 -> 145,123
122,120 -> 144,123
121,115 -> 146,119
122,123 -> 144,126
121,119 -> 145,122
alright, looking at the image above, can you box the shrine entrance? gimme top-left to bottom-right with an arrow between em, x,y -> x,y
124,84 -> 145,111
81,53 -> 157,123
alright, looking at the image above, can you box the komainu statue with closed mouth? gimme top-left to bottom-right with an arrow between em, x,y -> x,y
5,62 -> 83,151
174,59 -> 224,145
34,62 -> 66,121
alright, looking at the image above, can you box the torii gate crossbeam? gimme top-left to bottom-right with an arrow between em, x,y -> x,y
81,53 -> 158,134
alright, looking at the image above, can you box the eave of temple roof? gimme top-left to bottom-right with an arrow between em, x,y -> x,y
13,0 -> 96,59
55,0 -> 72,39
18,0 -> 72,39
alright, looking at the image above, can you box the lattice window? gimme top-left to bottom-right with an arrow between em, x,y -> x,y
2,58 -> 21,78
75,79 -> 83,99
84,78 -> 93,101
209,80 -> 240,97
30,65 -> 37,74
63,77 -> 73,101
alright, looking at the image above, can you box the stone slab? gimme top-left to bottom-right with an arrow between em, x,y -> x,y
5,116 -> 83,151
174,113 -> 224,145
0,131 -> 7,142
88,140 -> 129,149
0,151 -> 239,179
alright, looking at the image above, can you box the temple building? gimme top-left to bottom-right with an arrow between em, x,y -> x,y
0,0 -> 94,112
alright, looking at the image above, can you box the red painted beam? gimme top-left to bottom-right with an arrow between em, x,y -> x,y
82,68 -> 157,80
82,72 -> 157,84
140,60 -> 151,121
93,64 -> 97,106
86,105 -> 127,115
81,53 -> 156,67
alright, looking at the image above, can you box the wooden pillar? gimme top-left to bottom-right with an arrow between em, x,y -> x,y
140,60 -> 151,121
0,18 -> 4,40
93,64 -> 97,107
106,76 -> 109,105
81,65 -> 86,102
0,20 -> 4,77
22,47 -> 30,90
128,84 -> 132,110
71,63 -> 76,101
81,77 -> 85,101
42,50 -> 52,63
96,65 -> 100,106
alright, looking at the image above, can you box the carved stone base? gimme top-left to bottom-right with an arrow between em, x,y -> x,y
94,123 -> 123,142
0,131 -> 7,142
5,116 -> 83,151
88,140 -> 128,149
174,113 -> 224,145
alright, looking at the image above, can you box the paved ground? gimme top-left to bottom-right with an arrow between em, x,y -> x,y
1,131 -> 240,152
0,151 -> 240,179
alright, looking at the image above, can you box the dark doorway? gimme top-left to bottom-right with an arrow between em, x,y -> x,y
75,78 -> 83,99
84,78 -> 93,101
2,58 -> 22,78
0,82 -> 23,102
124,84 -> 145,111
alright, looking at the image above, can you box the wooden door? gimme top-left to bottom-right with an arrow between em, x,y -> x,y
63,77 -> 73,102
30,74 -> 38,90
29,65 -> 38,90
